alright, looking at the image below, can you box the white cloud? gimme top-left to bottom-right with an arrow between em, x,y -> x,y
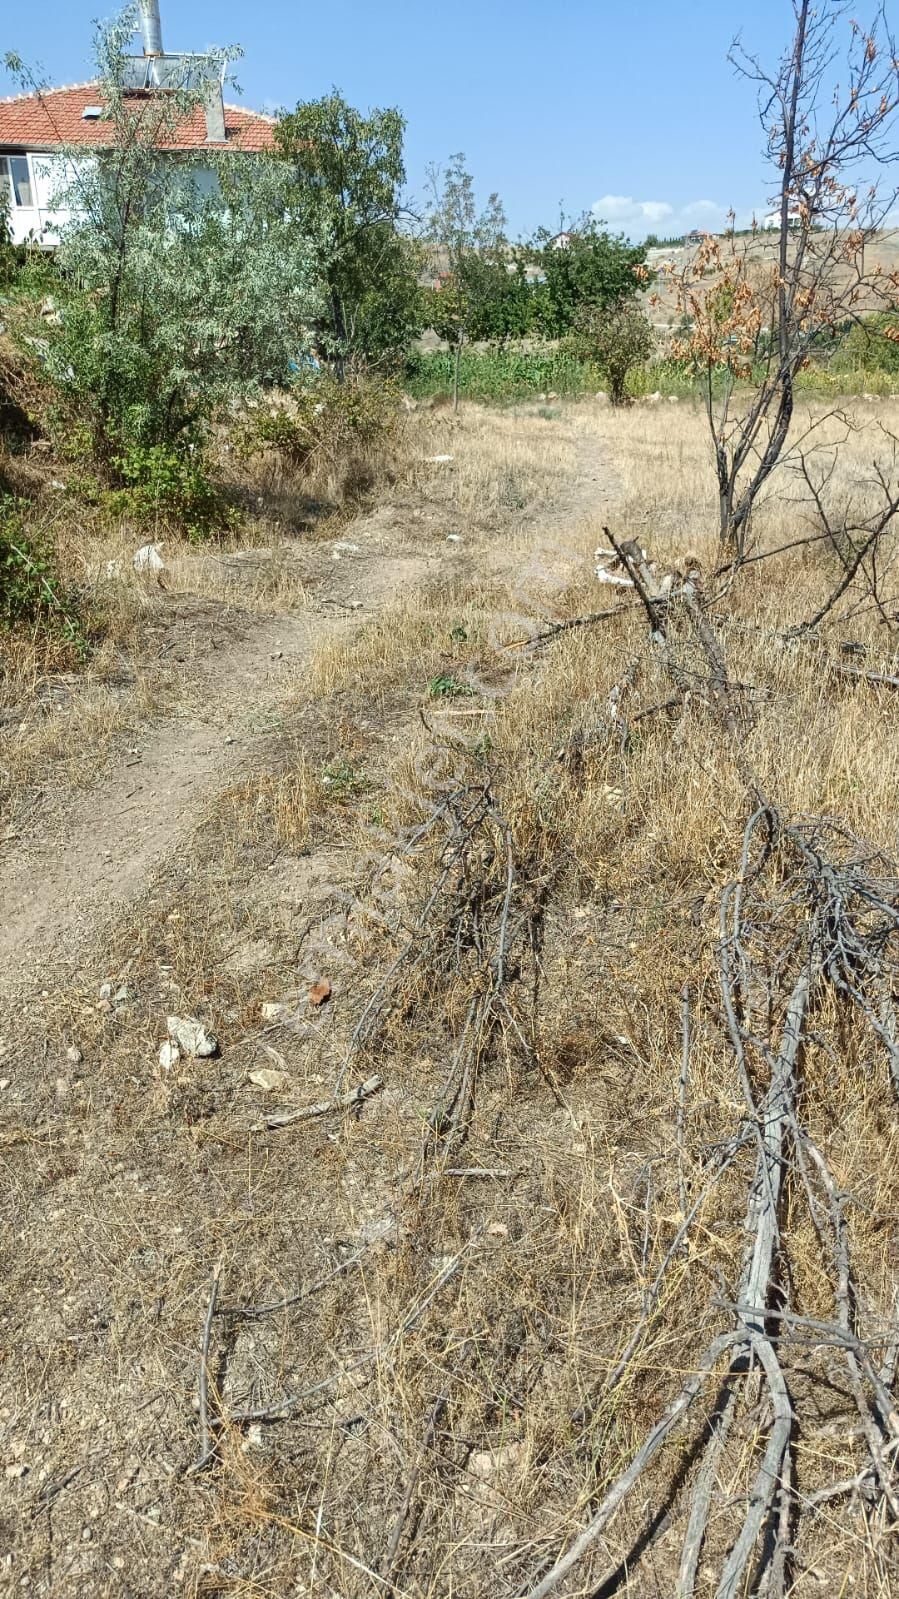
591,194 -> 736,240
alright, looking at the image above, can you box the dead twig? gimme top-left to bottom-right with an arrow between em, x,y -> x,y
192,1260 -> 222,1473
252,1074 -> 383,1132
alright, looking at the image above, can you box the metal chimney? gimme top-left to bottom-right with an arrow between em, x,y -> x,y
138,1 -> 164,56
203,78 -> 227,142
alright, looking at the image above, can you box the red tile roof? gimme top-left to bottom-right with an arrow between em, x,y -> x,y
0,82 -> 277,152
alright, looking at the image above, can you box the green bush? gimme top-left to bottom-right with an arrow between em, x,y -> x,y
0,498 -> 82,645
830,313 -> 899,376
238,375 -> 399,477
404,347 -> 605,402
567,301 -> 654,405
104,438 -> 228,541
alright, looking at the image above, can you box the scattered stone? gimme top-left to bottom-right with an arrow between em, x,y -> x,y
260,1001 -> 288,1023
5,1463 -> 28,1479
424,454 -> 454,464
158,1041 -> 180,1071
0,1079 -> 10,1092
247,1067 -> 287,1093
66,1045 -> 83,1066
359,1214 -> 397,1246
446,533 -> 462,543
133,543 -> 165,573
470,1441 -> 525,1479
332,540 -> 360,555
166,1016 -> 218,1058
98,982 -> 113,1001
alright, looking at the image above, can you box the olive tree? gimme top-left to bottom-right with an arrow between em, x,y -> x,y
9,8 -> 321,488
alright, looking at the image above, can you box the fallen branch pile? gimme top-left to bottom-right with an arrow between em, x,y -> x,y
514,538 -> 899,1597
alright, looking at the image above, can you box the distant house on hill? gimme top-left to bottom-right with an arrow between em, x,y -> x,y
762,210 -> 802,231
0,1 -> 275,247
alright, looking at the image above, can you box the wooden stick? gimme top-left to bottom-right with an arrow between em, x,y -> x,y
382,1395 -> 446,1580
193,1260 -> 222,1472
252,1075 -> 383,1133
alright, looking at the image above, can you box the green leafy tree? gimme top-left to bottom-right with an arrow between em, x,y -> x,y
424,153 -> 508,408
464,256 -> 533,345
9,8 -> 320,527
569,300 -> 654,405
275,90 -> 424,373
529,217 -> 649,337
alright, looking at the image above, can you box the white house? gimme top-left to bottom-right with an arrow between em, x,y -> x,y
0,2 -> 276,247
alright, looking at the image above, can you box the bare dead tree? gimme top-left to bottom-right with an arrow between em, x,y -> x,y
673,0 -> 899,555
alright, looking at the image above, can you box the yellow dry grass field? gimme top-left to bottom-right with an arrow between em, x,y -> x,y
2,395 -> 899,1597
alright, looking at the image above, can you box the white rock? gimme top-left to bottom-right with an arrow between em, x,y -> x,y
332,541 -> 360,555
158,1041 -> 180,1071
66,1045 -> 83,1065
424,454 -> 454,464
104,560 -> 123,579
98,982 -> 113,1001
260,1001 -> 287,1022
133,543 -> 165,573
166,1016 -> 218,1058
446,533 -> 462,543
469,1441 -> 525,1479
247,1067 -> 287,1092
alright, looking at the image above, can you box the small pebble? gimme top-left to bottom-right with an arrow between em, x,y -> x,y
66,1045 -> 83,1066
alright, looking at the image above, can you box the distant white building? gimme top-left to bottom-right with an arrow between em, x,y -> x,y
0,2 -> 275,248
762,210 -> 802,231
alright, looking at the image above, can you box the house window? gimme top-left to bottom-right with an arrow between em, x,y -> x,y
0,155 -> 34,208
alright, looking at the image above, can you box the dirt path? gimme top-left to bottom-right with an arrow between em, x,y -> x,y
0,555 -> 432,1004
0,406 -> 624,1599
0,413 -> 610,1008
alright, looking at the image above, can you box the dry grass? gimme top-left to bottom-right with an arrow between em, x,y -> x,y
3,397 -> 899,1596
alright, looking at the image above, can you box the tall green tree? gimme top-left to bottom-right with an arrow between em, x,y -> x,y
424,153 -> 509,408
275,90 -> 424,373
529,217 -> 649,337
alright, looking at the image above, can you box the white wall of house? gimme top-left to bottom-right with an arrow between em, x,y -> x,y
2,149 -> 220,247
1,152 -> 86,246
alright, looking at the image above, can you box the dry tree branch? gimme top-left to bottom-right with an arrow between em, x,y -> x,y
511,535 -> 899,1598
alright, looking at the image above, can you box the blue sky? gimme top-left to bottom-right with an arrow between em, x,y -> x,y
1,0 -> 802,238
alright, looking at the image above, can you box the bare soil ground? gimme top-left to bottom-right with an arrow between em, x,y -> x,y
3,398 -> 899,1599
0,402 -> 611,1595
